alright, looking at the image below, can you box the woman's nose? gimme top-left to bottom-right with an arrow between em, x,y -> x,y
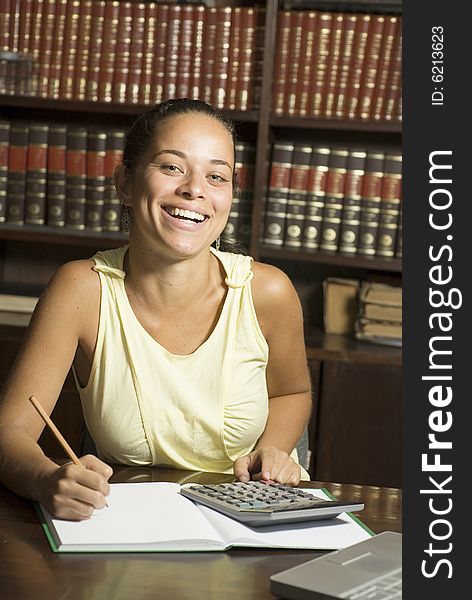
176,172 -> 205,199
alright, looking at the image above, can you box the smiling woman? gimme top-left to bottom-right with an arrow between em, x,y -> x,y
0,99 -> 312,521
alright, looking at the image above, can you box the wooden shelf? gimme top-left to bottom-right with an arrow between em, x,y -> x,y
270,114 -> 402,134
0,224 -> 128,248
259,245 -> 402,272
0,95 -> 259,123
305,326 -> 402,366
283,0 -> 402,13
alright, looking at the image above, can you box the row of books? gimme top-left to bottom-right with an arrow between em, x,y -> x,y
0,119 -> 256,235
323,278 -> 402,346
273,11 -> 402,122
0,1 -> 264,110
0,120 -> 126,231
262,142 -> 402,259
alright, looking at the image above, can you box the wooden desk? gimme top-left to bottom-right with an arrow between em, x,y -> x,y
0,465 -> 402,600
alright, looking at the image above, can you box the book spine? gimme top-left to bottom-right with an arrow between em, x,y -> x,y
65,126 -> 87,230
0,121 -> 10,222
301,146 -> 330,251
138,1 -> 156,105
73,0 -> 93,101
6,123 -> 29,225
376,153 -> 402,257
338,149 -> 367,255
84,0 -> 105,102
295,10 -> 317,116
283,144 -> 312,249
226,141 -> 248,243
163,4 -> 181,101
125,1 -> 145,104
97,0 -> 120,103
112,0 -> 132,104
272,10 -> 291,115
309,12 -> 333,117
263,143 -> 294,247
103,129 -> 124,232
371,16 -> 399,121
17,0 -> 33,55
8,0 -> 20,52
357,151 -> 385,255
46,124 -> 67,226
189,4 -> 205,100
151,3 -> 169,104
395,207 -> 402,258
47,0 -> 67,99
320,148 -> 348,252
238,142 -> 255,247
37,0 -> 55,97
346,15 -> 371,120
334,14 -> 357,119
28,0 -> 44,96
251,6 -> 265,109
85,130 -> 107,231
225,6 -> 241,110
237,7 -> 256,111
58,0 -> 80,100
212,6 -> 232,110
383,18 -> 402,121
0,0 -> 10,94
201,7 -> 217,104
6,0 -> 24,93
322,12 -> 345,119
284,11 -> 304,115
358,15 -> 385,120
24,123 -> 48,225
175,4 -> 194,100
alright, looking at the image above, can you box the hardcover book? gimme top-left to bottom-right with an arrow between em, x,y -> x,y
319,148 -> 348,252
46,124 -> 67,227
301,146 -> 330,251
338,149 -> 367,255
263,143 -> 294,246
24,123 -> 48,225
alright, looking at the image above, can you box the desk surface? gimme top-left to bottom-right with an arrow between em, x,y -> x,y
0,466 -> 402,600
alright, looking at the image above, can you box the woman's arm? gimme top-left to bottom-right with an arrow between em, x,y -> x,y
0,260 -> 112,519
233,263 -> 312,484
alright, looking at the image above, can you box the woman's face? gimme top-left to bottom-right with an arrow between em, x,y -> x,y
127,113 -> 234,258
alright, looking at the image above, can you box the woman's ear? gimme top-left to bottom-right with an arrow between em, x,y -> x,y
113,163 -> 132,206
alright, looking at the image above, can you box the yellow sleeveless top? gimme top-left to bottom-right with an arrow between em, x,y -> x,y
74,245 -> 307,478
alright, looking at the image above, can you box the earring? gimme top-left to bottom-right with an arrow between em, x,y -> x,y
121,204 -> 133,232
215,236 -> 221,251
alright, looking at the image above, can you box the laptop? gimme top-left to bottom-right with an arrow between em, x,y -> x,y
270,531 -> 402,599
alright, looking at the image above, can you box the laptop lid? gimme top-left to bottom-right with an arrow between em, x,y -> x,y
270,531 -> 402,599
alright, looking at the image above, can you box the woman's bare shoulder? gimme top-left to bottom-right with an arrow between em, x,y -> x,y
250,261 -> 302,339
251,260 -> 298,306
34,259 -> 100,322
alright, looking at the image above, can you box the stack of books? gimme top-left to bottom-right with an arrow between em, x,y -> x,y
355,282 -> 402,346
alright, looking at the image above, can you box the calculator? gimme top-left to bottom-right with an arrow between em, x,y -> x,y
180,482 -> 364,527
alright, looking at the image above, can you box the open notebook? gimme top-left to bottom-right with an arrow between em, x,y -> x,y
37,482 -> 372,553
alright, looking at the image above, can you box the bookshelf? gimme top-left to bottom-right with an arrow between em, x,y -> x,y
0,0 -> 402,487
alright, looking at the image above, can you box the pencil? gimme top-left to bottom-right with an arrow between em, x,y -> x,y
29,395 -> 109,507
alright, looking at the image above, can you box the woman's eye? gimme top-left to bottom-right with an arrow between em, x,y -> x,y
161,164 -> 181,173
209,174 -> 227,183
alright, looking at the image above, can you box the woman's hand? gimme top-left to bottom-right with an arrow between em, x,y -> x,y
233,446 -> 301,486
37,455 -> 113,521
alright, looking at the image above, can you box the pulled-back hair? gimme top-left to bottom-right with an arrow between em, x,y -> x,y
123,98 -> 237,179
